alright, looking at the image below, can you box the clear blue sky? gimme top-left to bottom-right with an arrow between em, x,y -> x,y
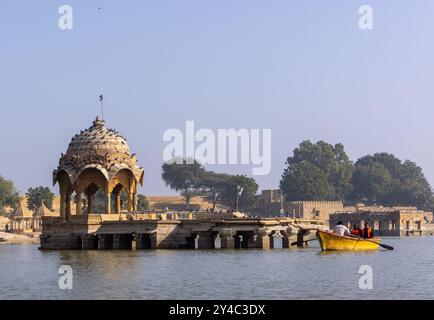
1,0 -> 434,195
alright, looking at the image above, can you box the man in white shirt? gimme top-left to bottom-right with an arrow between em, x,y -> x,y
333,221 -> 351,236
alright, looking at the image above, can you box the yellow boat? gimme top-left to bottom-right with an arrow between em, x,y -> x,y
316,230 -> 380,251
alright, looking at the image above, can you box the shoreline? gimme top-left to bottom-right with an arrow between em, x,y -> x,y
0,231 -> 40,244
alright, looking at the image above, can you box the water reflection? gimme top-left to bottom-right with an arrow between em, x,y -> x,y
1,237 -> 434,299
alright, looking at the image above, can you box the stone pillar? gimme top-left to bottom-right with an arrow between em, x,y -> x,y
113,234 -> 121,249
60,193 -> 66,218
150,232 -> 157,249
194,234 -> 200,249
213,234 -> 222,249
65,194 -> 71,221
255,229 -> 271,249
127,193 -> 134,212
136,234 -> 143,249
98,235 -> 106,250
98,234 -> 114,250
76,193 -> 82,215
87,193 -> 93,215
133,194 -> 137,211
82,235 -> 97,250
105,191 -> 111,214
219,229 -> 234,249
247,234 -> 257,248
114,193 -> 121,214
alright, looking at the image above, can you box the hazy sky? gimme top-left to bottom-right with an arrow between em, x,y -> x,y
1,1 -> 434,196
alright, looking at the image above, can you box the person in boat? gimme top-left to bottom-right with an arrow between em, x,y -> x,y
361,223 -> 374,239
351,224 -> 361,237
333,221 -> 351,237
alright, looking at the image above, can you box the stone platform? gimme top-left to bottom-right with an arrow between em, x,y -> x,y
39,214 -> 326,250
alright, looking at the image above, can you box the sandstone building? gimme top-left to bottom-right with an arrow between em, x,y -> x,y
330,205 -> 433,236
52,117 -> 144,218
41,118 -> 325,250
254,189 -> 343,220
8,199 -> 57,233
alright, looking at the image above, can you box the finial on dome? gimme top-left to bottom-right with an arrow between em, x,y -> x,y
93,116 -> 105,128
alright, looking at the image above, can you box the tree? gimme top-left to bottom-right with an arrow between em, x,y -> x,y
352,153 -> 434,210
137,194 -> 149,211
196,172 -> 231,211
219,175 -> 258,211
26,186 -> 54,211
351,162 -> 392,204
0,175 -> 20,215
162,158 -> 206,208
280,161 -> 334,201
280,140 -> 354,201
90,189 -> 136,213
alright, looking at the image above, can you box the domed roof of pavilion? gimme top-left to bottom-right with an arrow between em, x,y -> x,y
33,200 -> 56,217
9,199 -> 33,218
53,117 -> 144,186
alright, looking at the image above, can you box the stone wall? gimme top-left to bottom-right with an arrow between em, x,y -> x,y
287,201 -> 344,220
254,189 -> 344,219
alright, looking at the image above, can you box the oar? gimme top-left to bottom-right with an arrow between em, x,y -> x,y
351,235 -> 394,251
290,238 -> 317,246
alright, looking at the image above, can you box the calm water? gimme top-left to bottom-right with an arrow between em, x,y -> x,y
1,237 -> 434,300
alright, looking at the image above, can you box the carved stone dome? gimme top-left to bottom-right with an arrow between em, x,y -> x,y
53,117 -> 144,186
66,117 -> 131,157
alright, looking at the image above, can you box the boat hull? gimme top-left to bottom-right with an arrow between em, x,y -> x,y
316,230 -> 380,251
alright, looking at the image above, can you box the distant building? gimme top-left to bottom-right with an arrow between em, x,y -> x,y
253,190 -> 283,216
253,189 -> 343,220
330,205 -> 433,236
260,190 -> 282,205
8,199 -> 57,233
287,201 -> 343,220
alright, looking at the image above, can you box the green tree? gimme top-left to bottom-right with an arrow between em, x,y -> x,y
352,153 -> 434,210
92,190 -> 106,213
137,194 -> 150,211
26,186 -> 54,211
280,140 -> 354,201
219,175 -> 258,211
351,162 -> 392,204
280,161 -> 334,201
196,172 -> 231,211
0,175 -> 20,215
162,158 -> 206,208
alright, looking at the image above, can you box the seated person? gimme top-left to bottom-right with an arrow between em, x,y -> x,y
351,224 -> 361,236
361,223 -> 374,239
333,221 -> 351,237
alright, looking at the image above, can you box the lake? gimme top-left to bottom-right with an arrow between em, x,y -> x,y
1,237 -> 433,299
